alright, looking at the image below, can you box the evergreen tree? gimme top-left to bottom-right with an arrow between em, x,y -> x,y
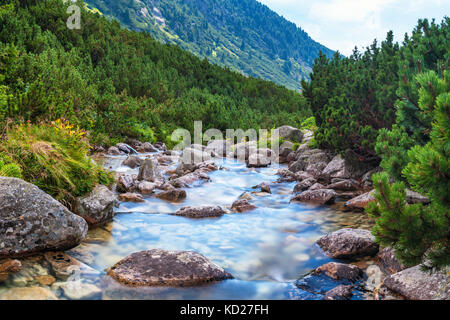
367,70 -> 449,271
375,18 -> 449,181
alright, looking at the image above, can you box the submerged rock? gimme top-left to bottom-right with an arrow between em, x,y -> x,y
172,206 -> 226,218
0,177 -> 88,258
290,189 -> 336,205
0,287 -> 57,300
57,281 -> 102,300
44,251 -> 99,280
107,249 -> 233,287
383,265 -> 449,300
317,228 -> 379,259
0,259 -> 22,282
74,185 -> 116,226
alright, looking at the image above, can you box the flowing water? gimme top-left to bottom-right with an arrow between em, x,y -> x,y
0,153 -> 374,300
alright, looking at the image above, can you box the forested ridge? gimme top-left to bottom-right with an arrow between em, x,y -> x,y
0,0 -> 311,147
83,0 -> 335,90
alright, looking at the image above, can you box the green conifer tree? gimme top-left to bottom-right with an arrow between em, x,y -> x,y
368,70 -> 449,271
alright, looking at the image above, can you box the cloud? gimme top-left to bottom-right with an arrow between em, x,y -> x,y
308,0 -> 395,23
257,0 -> 449,55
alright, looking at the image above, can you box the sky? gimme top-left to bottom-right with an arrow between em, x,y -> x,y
257,0 -> 449,55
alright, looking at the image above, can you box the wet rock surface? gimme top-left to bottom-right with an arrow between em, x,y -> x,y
323,285 -> 354,300
313,262 -> 362,282
118,193 -> 145,203
107,249 -> 233,287
230,199 -> 257,213
172,206 -> 226,218
0,177 -> 88,258
155,189 -> 187,202
317,228 -> 379,259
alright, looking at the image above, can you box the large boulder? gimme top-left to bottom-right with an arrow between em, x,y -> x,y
74,185 -> 116,227
322,155 -> 351,180
383,265 -> 449,300
172,206 -> 226,218
107,249 -> 233,286
289,149 -> 329,173
247,153 -> 271,168
317,228 -> 379,259
178,148 -> 212,172
138,159 -> 162,183
274,126 -> 303,142
290,189 -> 336,205
206,140 -> 231,157
0,177 -> 88,258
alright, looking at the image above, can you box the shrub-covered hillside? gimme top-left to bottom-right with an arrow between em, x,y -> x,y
84,0 -> 335,90
0,0 -> 311,147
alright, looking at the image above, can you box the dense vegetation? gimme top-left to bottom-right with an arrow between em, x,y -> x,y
0,120 -> 112,208
302,18 -> 449,270
84,0 -> 334,90
302,19 -> 449,166
0,0 -> 311,147
368,70 -> 449,271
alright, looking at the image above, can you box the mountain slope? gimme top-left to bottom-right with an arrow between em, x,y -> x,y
84,0 -> 334,90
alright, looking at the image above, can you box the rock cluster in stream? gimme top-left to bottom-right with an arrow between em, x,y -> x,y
0,126 -> 445,300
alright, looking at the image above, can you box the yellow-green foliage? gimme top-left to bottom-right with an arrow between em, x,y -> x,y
0,120 -> 112,208
0,157 -> 22,178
